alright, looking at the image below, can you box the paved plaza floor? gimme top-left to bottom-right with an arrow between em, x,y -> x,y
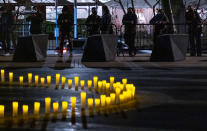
0,52 -> 207,130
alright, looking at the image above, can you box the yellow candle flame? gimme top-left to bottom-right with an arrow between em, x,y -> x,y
22,105 -> 29,116
12,101 -> 18,117
68,79 -> 72,89
88,98 -> 93,109
35,75 -> 39,86
62,101 -> 68,112
100,95 -> 106,107
81,92 -> 86,108
0,105 -> 4,118
53,102 -> 59,113
34,102 -> 40,115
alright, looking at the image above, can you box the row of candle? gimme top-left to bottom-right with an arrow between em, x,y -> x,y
0,70 -> 129,92
0,88 -> 135,118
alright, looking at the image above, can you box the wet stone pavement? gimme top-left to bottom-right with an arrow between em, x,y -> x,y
0,67 -> 207,130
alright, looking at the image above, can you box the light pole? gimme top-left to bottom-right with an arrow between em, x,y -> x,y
74,0 -> 78,39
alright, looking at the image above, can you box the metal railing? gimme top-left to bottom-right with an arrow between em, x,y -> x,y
0,23 -> 207,50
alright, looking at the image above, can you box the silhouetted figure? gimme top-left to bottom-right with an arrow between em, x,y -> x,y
58,6 -> 73,56
186,5 -> 202,56
100,5 -> 113,34
26,6 -> 43,34
85,7 -> 101,36
0,6 -> 14,55
150,9 -> 169,46
122,7 -> 137,56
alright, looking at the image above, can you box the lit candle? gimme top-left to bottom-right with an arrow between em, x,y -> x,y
95,98 -> 100,108
22,105 -> 28,116
62,101 -> 68,112
110,93 -> 115,104
0,105 -> 4,118
45,97 -> 51,113
40,77 -> 45,87
74,76 -> 79,88
113,83 -> 117,91
34,102 -> 40,115
127,90 -> 132,100
88,98 -> 93,109
106,97 -> 111,107
93,76 -> 98,88
1,69 -> 5,82
115,88 -> 121,102
71,97 -> 76,110
56,74 -> 60,85
123,91 -> 127,102
87,80 -> 92,91
102,80 -> 106,92
19,76 -> 23,86
47,76 -> 51,86
9,72 -> 13,85
12,101 -> 18,117
53,102 -> 59,113
68,79 -> 72,89
28,73 -> 32,85
81,92 -> 86,108
132,86 -> 135,98
110,76 -> 114,86
80,80 -> 85,90
122,78 -> 127,88
100,95 -> 106,107
35,75 -> 39,86
106,83 -> 110,92
61,77 -> 66,86
98,81 -> 102,92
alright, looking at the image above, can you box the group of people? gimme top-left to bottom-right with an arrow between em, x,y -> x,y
150,5 -> 203,57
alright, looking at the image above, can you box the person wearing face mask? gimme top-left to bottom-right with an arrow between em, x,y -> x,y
122,7 -> 137,56
186,5 -> 202,56
58,6 -> 74,56
85,7 -> 101,36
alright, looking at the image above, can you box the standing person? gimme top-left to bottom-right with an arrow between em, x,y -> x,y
58,6 -> 73,56
26,6 -> 43,34
85,7 -> 101,36
186,5 -> 202,56
100,5 -> 113,34
0,6 -> 13,55
150,9 -> 169,47
8,7 -> 16,50
122,7 -> 137,56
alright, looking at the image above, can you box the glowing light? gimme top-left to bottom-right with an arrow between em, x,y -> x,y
88,98 -> 93,109
106,97 -> 111,106
80,80 -> 85,90
100,95 -> 106,107
0,105 -> 4,118
19,76 -> 23,86
87,80 -> 92,91
68,79 -> 72,89
61,77 -> 66,86
12,101 -> 18,117
45,97 -> 51,113
47,76 -> 51,86
62,101 -> 68,112
34,102 -> 40,115
53,102 -> 59,113
40,77 -> 45,87
1,69 -> 5,82
28,73 -> 32,85
110,76 -> 115,86
71,97 -> 76,109
93,76 -> 98,88
35,75 -> 39,86
22,105 -> 29,116
95,98 -> 100,108
74,76 -> 79,88
9,72 -> 13,85
56,74 -> 60,85
81,92 -> 86,108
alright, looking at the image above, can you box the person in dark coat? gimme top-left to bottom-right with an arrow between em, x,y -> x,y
85,7 -> 101,36
122,7 -> 137,56
150,9 -> 169,46
100,5 -> 113,34
186,5 -> 202,56
58,6 -> 73,56
0,6 -> 14,55
26,6 -> 43,34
